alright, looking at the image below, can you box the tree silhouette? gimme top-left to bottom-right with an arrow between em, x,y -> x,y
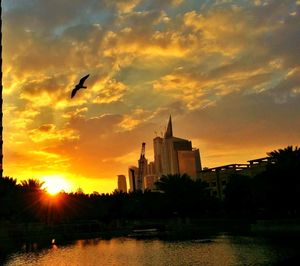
0,176 -> 17,191
1,146 -> 299,224
267,146 -> 300,166
155,174 -> 213,217
155,173 -> 194,195
224,173 -> 253,216
20,179 -> 44,192
0,177 -> 18,219
14,179 -> 46,222
264,146 -> 300,215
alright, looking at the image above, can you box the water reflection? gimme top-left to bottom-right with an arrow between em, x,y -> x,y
2,235 -> 299,266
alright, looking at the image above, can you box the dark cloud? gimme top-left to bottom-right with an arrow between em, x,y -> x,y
20,76 -> 67,97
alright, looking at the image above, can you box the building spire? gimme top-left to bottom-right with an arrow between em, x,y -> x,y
164,115 -> 173,138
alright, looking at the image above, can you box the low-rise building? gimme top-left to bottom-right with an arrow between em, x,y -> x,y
201,157 -> 272,199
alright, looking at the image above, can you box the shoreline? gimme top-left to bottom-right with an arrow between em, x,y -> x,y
1,217 -> 299,242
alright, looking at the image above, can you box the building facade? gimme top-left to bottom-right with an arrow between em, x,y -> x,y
128,166 -> 138,192
117,175 -> 127,193
200,157 -> 272,199
127,116 -> 203,191
153,116 -> 202,180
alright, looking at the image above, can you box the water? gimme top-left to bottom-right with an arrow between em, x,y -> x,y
2,234 -> 299,265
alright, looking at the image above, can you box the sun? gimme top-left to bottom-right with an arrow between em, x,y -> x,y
41,175 -> 71,195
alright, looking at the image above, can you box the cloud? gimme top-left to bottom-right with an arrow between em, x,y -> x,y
93,79 -> 127,104
40,113 -> 156,179
107,0 -> 141,14
4,0 -> 104,33
3,0 -> 300,192
118,108 -> 155,131
29,124 -> 78,143
178,90 -> 300,151
62,107 -> 88,119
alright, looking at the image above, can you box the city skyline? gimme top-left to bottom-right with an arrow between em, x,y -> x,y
126,116 -> 201,192
2,1 -> 300,193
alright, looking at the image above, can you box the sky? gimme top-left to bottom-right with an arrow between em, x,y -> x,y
2,0 -> 300,193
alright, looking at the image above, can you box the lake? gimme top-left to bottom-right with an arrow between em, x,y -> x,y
2,234 -> 299,265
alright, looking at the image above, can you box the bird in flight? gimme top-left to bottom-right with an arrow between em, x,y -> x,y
71,74 -> 90,98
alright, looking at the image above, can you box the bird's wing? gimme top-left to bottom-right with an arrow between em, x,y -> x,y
71,87 -> 78,98
79,74 -> 90,85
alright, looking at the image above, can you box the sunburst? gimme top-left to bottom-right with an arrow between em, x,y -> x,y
41,175 -> 71,195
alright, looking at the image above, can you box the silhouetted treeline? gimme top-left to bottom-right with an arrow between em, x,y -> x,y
0,175 -> 217,223
0,146 -> 299,224
224,146 -> 300,218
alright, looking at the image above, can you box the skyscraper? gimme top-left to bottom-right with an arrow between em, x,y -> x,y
154,116 -> 202,180
153,136 -> 163,177
127,116 -> 202,189
117,175 -> 127,193
128,166 -> 138,192
137,143 -> 147,191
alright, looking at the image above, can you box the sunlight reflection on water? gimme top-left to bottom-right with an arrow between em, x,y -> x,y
3,234 -> 298,266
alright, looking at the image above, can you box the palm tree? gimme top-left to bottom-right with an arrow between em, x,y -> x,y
20,179 -> 45,192
0,175 -> 17,187
13,179 -> 45,222
155,173 -> 193,195
267,146 -> 300,164
264,146 -> 300,215
155,174 -> 212,216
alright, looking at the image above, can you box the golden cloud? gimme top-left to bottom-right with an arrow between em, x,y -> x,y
62,107 -> 88,119
93,79 -> 127,104
3,0 -> 300,192
114,0 -> 141,14
29,124 -> 78,143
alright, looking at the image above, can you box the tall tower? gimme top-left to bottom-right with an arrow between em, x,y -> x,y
0,0 -> 3,178
153,136 -> 163,177
164,115 -> 173,138
117,175 -> 127,193
154,116 -> 202,180
137,142 -> 147,191
128,166 -> 138,192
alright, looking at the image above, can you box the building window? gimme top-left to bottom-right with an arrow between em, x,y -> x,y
211,182 -> 217,187
222,180 -> 227,186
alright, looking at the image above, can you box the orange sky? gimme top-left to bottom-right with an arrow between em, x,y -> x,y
2,0 -> 300,193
